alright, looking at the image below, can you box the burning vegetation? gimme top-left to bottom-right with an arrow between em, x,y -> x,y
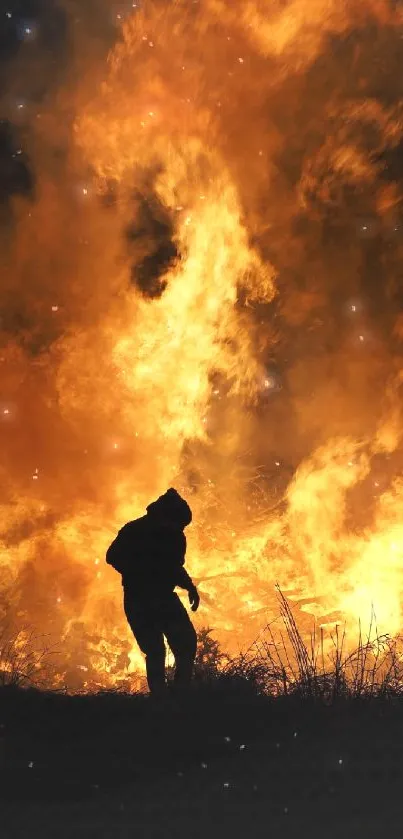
2,0 -> 403,690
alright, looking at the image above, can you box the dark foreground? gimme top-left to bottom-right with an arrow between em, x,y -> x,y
1,683 -> 403,838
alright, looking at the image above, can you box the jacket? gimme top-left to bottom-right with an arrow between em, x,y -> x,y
106,514 -> 194,599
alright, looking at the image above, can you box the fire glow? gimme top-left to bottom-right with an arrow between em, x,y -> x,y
2,0 -> 403,690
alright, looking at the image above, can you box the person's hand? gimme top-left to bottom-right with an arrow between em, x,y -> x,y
188,586 -> 200,612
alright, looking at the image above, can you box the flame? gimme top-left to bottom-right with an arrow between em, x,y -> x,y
2,0 -> 403,689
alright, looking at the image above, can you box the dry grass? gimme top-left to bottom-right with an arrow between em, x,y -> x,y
0,626 -> 55,689
216,588 -> 403,701
1,589 -> 403,701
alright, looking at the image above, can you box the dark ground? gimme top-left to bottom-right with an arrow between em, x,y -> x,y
1,683 -> 403,838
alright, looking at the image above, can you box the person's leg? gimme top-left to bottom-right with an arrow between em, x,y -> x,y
162,594 -> 197,689
124,594 -> 166,695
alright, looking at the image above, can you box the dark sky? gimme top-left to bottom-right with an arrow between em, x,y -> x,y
0,1 -> 123,205
0,2 -> 66,203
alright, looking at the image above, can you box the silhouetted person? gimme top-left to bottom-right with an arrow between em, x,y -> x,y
106,488 -> 200,695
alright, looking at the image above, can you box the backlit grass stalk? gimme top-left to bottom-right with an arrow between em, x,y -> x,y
0,626 -> 55,689
247,588 -> 403,700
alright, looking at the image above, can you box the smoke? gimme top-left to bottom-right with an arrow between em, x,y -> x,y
2,0 -> 403,689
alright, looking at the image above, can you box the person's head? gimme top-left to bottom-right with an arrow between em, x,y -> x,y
146,488 -> 192,530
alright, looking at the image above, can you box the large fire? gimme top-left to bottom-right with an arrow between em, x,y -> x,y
2,0 -> 403,689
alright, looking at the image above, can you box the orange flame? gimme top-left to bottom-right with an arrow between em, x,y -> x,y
2,0 -> 403,689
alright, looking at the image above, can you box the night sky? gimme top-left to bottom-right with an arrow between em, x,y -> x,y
0,2 -> 120,207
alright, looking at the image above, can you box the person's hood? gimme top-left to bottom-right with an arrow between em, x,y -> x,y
146,488 -> 192,529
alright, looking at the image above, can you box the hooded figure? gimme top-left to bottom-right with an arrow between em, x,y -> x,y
106,488 -> 199,695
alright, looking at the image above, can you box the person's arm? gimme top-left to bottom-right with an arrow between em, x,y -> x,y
174,533 -> 200,612
176,565 -> 196,592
